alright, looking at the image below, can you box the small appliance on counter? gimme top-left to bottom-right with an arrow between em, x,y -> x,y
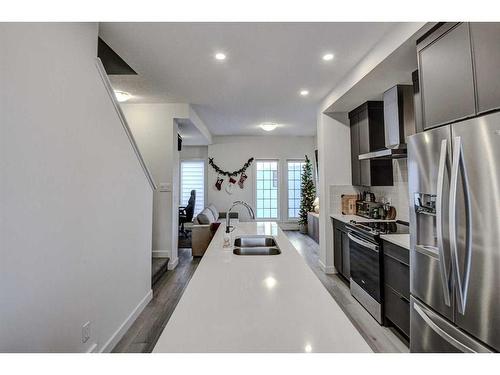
354,192 -> 396,220
362,191 -> 376,202
356,200 -> 382,219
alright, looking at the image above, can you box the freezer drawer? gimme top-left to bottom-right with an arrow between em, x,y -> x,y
410,297 -> 492,353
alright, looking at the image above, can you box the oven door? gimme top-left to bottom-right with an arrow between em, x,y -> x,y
349,230 -> 382,322
348,230 -> 381,303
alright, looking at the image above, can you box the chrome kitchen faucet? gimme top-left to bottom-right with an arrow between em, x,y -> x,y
226,201 -> 255,233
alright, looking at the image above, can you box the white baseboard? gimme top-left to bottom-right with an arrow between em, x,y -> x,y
100,289 -> 153,353
152,250 -> 170,258
167,257 -> 179,270
318,259 -> 337,274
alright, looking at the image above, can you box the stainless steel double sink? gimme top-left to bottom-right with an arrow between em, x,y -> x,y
232,235 -> 281,255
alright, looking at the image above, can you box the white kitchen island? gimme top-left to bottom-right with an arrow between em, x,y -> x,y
153,222 -> 372,352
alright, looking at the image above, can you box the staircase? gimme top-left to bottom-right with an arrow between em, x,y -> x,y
151,258 -> 169,286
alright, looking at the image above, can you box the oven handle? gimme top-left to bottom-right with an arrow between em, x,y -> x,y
347,232 -> 379,252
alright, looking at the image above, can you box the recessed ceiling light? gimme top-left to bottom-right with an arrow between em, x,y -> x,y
300,90 -> 309,96
322,53 -> 334,61
260,122 -> 278,132
114,90 -> 131,103
214,52 -> 226,61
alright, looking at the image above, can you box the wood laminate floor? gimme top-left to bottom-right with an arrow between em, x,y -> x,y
285,231 -> 408,353
112,248 -> 201,353
113,231 -> 408,353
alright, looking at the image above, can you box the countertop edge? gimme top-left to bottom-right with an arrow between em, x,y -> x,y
329,213 -> 396,224
380,234 -> 410,250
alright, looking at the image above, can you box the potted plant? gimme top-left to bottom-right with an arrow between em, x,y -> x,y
299,155 -> 316,234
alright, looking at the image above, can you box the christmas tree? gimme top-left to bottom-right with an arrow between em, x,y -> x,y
299,155 -> 316,226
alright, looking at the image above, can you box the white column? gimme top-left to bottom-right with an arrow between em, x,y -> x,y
317,111 -> 351,274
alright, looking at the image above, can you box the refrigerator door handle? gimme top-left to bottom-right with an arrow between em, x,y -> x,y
436,139 -> 451,306
413,302 -> 477,353
449,136 -> 473,315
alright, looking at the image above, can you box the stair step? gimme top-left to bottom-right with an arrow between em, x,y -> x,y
152,257 -> 169,286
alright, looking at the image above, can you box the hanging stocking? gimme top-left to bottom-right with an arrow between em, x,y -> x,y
238,173 -> 247,189
225,177 -> 237,194
215,176 -> 224,191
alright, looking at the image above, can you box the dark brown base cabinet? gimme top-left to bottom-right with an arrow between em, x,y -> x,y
382,240 -> 410,339
307,212 -> 319,243
332,218 -> 350,281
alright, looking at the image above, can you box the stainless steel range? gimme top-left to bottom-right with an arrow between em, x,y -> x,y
346,220 -> 409,324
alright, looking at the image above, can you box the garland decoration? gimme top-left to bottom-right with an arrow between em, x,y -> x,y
208,157 -> 254,177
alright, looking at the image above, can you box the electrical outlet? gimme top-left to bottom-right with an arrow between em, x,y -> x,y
82,321 -> 91,343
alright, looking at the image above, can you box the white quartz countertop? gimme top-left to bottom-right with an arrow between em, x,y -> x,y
330,213 -> 395,224
380,234 -> 410,250
153,222 -> 372,353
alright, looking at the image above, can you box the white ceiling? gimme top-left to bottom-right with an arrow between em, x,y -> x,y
325,23 -> 435,113
99,22 -> 401,136
176,118 -> 210,146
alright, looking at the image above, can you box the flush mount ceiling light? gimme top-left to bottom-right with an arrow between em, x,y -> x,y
322,53 -> 334,61
114,90 -> 131,103
214,52 -> 227,61
260,122 -> 278,132
299,89 -> 309,96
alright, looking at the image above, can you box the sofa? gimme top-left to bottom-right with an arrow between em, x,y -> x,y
191,203 -> 238,257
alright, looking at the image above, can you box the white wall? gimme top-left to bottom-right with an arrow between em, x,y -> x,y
0,23 -> 153,352
320,23 -> 425,113
316,24 -> 424,275
120,103 -> 184,266
317,113 -> 351,273
366,159 -> 409,222
180,145 -> 209,160
207,136 -> 315,225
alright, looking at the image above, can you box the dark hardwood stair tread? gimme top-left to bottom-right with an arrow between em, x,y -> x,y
152,257 -> 169,286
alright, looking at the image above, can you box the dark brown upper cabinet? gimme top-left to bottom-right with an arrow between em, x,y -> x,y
418,23 -> 476,129
417,22 -> 500,130
350,111 -> 362,186
349,102 -> 393,187
470,23 -> 500,114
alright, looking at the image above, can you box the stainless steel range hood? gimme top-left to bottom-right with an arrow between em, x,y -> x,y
358,84 -> 415,160
358,148 -> 407,160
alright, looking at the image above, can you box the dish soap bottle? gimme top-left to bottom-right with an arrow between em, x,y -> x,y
223,227 -> 232,248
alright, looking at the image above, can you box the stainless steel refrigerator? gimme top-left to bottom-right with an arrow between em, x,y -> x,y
408,111 -> 500,352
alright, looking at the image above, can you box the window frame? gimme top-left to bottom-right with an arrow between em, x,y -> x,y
179,158 -> 206,217
286,159 -> 306,221
254,159 -> 280,221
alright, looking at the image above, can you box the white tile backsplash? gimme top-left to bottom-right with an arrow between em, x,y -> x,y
329,185 -> 362,214
370,159 -> 409,222
328,159 -> 409,222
